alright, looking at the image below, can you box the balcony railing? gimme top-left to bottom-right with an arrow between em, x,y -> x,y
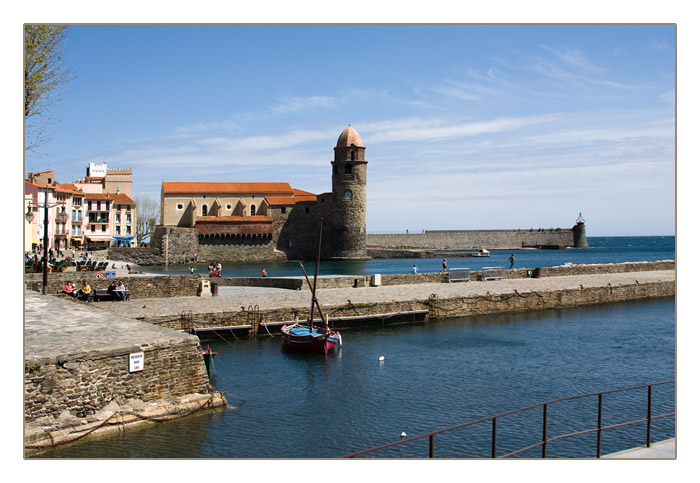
342,381 -> 675,458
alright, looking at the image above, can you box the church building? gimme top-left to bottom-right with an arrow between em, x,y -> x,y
154,125 -> 368,263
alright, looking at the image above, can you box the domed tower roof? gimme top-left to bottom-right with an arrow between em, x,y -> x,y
336,125 -> 363,147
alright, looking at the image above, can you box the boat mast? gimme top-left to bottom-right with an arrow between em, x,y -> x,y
308,217 -> 323,327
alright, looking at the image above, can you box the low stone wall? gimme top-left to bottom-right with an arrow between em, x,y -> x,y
24,274 -> 203,299
24,337 -> 213,423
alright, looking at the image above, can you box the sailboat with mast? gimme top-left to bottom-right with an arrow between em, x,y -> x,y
280,217 -> 342,354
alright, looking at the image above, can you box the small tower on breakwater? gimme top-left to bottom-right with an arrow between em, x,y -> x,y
573,213 -> 589,248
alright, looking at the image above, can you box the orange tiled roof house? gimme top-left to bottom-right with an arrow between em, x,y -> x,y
152,126 -> 369,263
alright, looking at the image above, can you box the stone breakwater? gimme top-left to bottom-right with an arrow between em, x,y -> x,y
87,267 -> 675,335
24,292 -> 227,453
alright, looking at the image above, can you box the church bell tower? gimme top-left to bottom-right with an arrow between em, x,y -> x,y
329,125 -> 368,260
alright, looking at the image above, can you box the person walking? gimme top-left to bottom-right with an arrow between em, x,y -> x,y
509,253 -> 515,269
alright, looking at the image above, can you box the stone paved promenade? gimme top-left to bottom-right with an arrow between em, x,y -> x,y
88,269 -> 675,319
25,290 -> 198,362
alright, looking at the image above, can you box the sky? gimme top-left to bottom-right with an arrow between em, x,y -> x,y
22,23 -> 676,236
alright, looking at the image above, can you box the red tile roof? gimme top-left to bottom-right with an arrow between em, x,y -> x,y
162,182 -> 296,195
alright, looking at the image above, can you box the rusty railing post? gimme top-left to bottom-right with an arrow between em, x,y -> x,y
542,403 -> 548,458
646,385 -> 653,447
492,418 -> 497,458
596,393 -> 603,458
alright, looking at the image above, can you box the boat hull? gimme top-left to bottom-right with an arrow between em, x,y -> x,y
281,324 -> 339,353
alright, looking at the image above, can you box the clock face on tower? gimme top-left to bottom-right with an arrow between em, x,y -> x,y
344,190 -> 353,200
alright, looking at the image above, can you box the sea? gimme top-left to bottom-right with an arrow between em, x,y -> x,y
31,236 -> 676,459
140,235 -> 676,278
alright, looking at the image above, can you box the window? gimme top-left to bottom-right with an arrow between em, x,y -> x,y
87,201 -> 92,211
351,151 -> 355,161
101,225 -> 106,232
345,164 -> 352,174
126,225 -> 132,235
281,207 -> 286,214
250,204 -> 256,216
117,204 -> 122,211
73,197 -> 81,207
202,205 -> 208,216
126,213 -> 131,223
305,207 -> 310,214
116,213 -> 121,223
115,225 -> 121,235
177,203 -> 184,210
226,204 -> 232,210
91,225 -> 95,232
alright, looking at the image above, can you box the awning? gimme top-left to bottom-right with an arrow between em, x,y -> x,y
71,236 -> 83,241
112,236 -> 134,240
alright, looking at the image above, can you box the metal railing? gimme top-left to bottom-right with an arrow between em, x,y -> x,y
342,381 -> 675,458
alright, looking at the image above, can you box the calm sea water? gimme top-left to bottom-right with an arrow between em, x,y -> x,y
34,300 -> 675,459
140,236 -> 675,277
32,236 -> 676,459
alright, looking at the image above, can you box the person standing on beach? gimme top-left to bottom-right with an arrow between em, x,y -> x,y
509,253 -> 515,269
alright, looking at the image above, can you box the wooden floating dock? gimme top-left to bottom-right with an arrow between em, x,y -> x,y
193,310 -> 430,339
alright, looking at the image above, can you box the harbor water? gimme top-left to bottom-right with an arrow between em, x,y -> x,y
32,236 -> 676,458
140,236 -> 675,277
34,301 -> 675,458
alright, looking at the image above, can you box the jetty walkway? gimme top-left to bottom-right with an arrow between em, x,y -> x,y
89,269 -> 675,321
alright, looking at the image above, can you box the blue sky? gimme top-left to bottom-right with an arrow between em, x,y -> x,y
24,23 -> 676,236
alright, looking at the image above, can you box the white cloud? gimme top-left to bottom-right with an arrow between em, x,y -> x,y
649,39 -> 669,52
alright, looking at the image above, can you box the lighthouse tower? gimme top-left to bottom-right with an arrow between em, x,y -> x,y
328,125 -> 368,260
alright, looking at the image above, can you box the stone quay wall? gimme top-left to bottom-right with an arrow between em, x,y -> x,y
24,274 -> 203,299
24,337 -> 212,423
107,247 -> 165,265
138,279 -> 675,334
367,228 -> 577,250
25,260 -> 674,297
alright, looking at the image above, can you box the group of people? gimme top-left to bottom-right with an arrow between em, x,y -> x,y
208,262 -> 222,277
62,279 -> 128,301
63,280 -> 93,301
107,280 -> 129,300
201,263 -> 267,278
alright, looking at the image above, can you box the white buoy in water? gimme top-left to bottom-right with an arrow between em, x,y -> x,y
378,356 -> 385,362
401,432 -> 407,438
